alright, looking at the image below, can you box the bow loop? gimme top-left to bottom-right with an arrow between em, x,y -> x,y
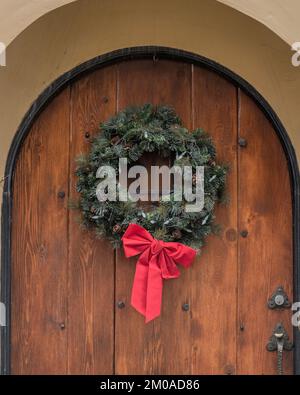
122,223 -> 153,258
122,224 -> 196,322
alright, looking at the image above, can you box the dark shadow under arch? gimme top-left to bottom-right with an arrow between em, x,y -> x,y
1,46 -> 299,375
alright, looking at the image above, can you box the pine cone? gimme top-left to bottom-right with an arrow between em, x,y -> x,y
111,135 -> 121,145
172,229 -> 182,239
124,143 -> 132,150
90,206 -> 97,214
112,224 -> 122,234
208,159 -> 216,166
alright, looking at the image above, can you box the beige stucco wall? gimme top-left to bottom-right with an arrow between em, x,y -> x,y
218,0 -> 300,45
0,0 -> 77,46
0,0 -> 299,190
1,0 -> 300,46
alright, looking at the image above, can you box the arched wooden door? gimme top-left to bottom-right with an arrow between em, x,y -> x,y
10,57 -> 293,374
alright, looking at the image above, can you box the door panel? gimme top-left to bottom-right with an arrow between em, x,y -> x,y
237,90 -> 293,374
191,67 -> 238,374
67,66 -> 117,374
11,89 -> 70,374
10,58 -> 293,374
115,59 -> 193,375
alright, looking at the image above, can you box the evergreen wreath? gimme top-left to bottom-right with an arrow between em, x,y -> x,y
75,104 -> 227,251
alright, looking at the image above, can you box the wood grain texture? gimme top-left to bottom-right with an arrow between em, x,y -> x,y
237,90 -> 293,374
68,66 -> 116,374
10,60 -> 293,375
11,89 -> 70,374
192,66 -> 238,374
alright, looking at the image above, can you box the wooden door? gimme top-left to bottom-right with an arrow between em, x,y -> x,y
11,58 -> 293,374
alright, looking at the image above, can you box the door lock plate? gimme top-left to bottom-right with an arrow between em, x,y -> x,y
266,323 -> 293,352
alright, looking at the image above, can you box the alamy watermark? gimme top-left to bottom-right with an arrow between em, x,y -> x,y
95,158 -> 204,212
291,42 -> 300,67
0,302 -> 6,326
0,42 -> 6,67
292,302 -> 300,328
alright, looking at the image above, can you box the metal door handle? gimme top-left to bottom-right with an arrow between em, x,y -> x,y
266,322 -> 293,375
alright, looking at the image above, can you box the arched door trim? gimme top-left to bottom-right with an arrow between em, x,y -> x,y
1,46 -> 299,375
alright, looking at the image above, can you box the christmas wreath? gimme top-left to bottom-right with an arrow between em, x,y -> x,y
75,104 -> 227,321
75,104 -> 227,250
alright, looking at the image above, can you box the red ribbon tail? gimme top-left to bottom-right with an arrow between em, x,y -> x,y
131,255 -> 163,323
145,257 -> 163,323
131,259 -> 148,317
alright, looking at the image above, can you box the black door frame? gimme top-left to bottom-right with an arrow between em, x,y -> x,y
1,46 -> 299,375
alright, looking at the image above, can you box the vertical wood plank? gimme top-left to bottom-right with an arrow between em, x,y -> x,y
237,90 -> 293,374
115,59 -> 193,374
68,67 -> 116,374
11,89 -> 70,374
192,67 -> 238,374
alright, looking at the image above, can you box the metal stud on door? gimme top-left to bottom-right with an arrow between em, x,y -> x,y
267,286 -> 291,310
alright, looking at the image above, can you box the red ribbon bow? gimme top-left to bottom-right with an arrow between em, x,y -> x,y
122,224 -> 196,322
